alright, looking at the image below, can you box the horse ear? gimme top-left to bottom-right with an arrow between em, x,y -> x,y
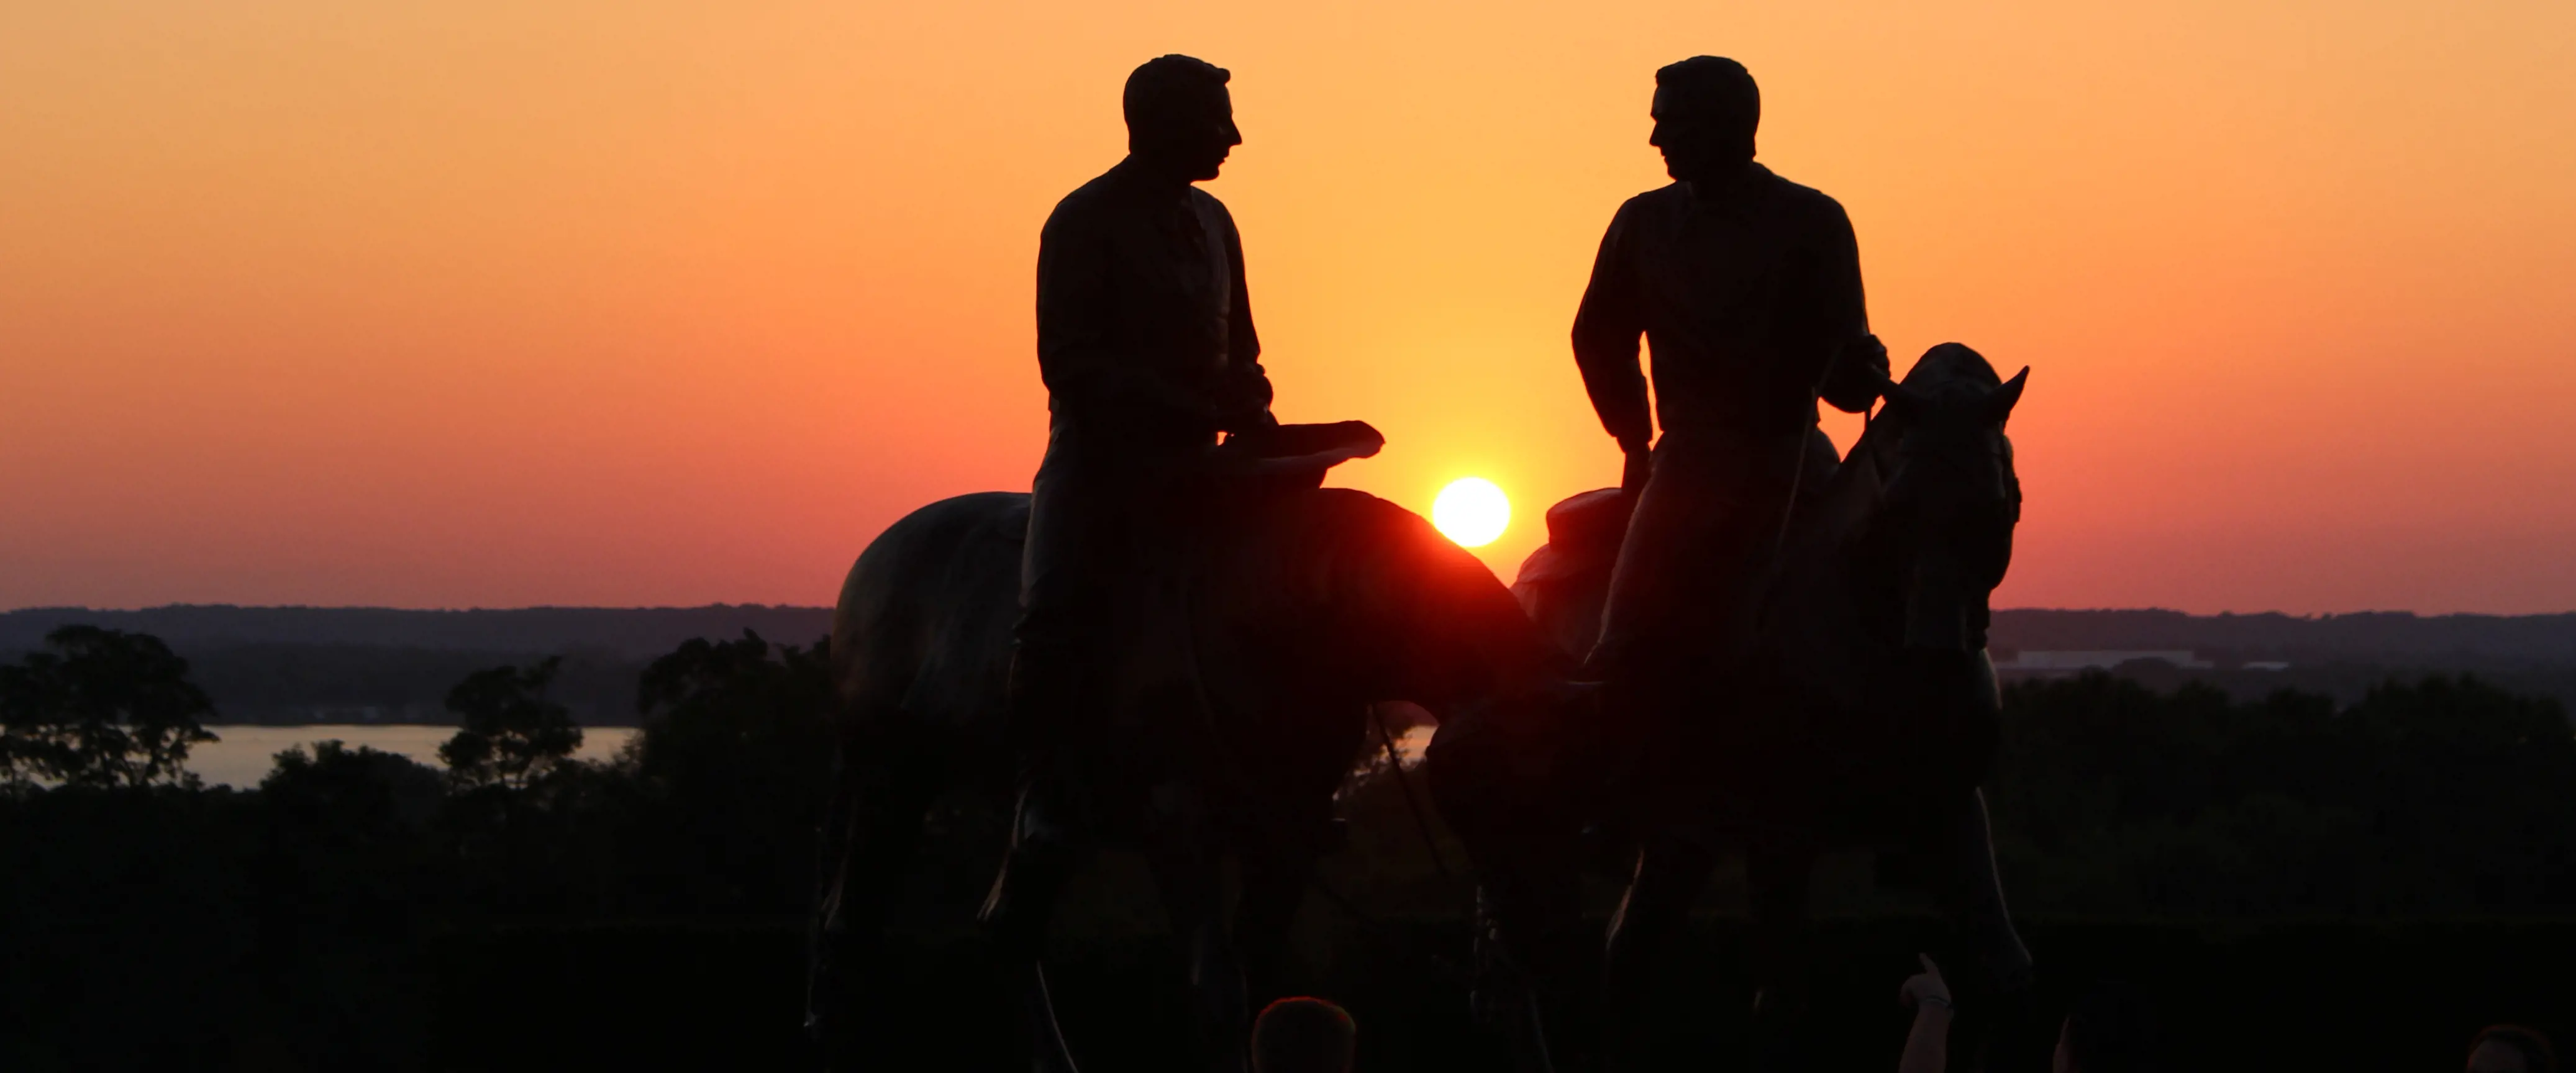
1983,367 -> 2029,423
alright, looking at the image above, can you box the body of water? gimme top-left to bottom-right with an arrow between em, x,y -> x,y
188,725 -> 639,789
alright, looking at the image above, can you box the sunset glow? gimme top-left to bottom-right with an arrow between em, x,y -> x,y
1432,479 -> 1511,548
4,1 -> 2573,612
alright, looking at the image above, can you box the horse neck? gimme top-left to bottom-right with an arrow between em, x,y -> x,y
1284,489 -> 1563,712
1823,420 -> 2020,654
1355,536 -> 1565,713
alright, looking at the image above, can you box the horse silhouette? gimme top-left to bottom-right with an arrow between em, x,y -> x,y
1482,344 -> 2036,1069
808,427 -> 1587,1072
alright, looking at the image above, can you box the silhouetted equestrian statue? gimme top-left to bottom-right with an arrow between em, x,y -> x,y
806,433 -> 1594,1072
1445,57 -> 2039,1072
807,55 -> 1592,1073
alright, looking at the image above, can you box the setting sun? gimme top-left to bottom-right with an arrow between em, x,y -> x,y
1432,478 -> 1511,548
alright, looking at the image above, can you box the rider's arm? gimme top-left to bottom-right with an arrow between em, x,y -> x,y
1572,203 -> 1653,454
1810,197 -> 1887,415
1214,201 -> 1277,433
1035,199 -> 1219,430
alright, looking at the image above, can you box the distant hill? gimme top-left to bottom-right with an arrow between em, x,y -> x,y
0,606 -> 837,727
6,604 -> 2572,725
1989,609 -> 2576,666
9,605 -> 2568,665
0,605 -> 834,660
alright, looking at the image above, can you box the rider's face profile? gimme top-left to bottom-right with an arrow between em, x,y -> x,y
1648,86 -> 1752,184
1137,86 -> 1242,183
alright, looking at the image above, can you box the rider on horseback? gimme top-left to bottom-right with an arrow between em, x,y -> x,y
990,53 -> 1278,937
1572,55 -> 1890,777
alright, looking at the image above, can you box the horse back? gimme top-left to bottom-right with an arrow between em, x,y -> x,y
831,491 -> 1027,740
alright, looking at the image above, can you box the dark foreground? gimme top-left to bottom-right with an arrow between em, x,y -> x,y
9,627 -> 2574,1071
12,915 -> 2570,1072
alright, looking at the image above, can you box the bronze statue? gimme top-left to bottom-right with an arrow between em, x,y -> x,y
805,437 -> 1588,1072
1500,345 -> 2039,1071
1455,57 -> 2036,1069
809,57 -> 1596,1072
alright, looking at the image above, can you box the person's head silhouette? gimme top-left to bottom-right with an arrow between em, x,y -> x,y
1251,996 -> 1357,1073
1124,54 -> 1240,184
1650,56 -> 1760,184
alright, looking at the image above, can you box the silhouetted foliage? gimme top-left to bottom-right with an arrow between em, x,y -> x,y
265,740 -> 445,836
437,656 -> 582,790
1990,671 -> 2576,915
0,625 -> 217,789
12,625 -> 2576,1069
255,741 -> 443,1068
621,630 -> 835,912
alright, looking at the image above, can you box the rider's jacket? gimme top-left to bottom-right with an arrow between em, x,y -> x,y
1572,163 -> 1882,480
1575,163 -> 1885,685
1036,156 -> 1273,454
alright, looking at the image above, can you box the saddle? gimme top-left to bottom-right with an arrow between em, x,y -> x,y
1060,421 -> 1384,838
1204,420 -> 1385,482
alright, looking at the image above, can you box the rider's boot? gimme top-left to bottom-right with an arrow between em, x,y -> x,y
981,643 -> 1093,953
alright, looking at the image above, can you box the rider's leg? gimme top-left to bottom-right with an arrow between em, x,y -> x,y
991,425 -> 1130,1073
981,780 -> 1090,1073
1939,787 -> 2032,989
1009,420 -> 1141,848
1580,441 -> 1716,835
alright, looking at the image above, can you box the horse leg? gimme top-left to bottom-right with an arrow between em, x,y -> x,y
810,722 -> 947,1072
980,779 -> 1091,1073
1936,787 -> 2031,990
1601,835 -> 1716,1072
1233,844 -> 1316,1008
1745,843 -> 1816,1073
1935,787 -> 2041,1071
1150,838 -> 1250,1073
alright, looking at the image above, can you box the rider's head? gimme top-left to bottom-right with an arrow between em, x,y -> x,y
1251,997 -> 1357,1073
1650,56 -> 1759,184
1125,55 -> 1240,184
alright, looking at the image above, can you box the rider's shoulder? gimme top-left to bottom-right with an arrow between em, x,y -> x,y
1186,184 -> 1239,226
1042,163 -> 1140,233
1755,167 -> 1852,224
1619,182 -> 1694,216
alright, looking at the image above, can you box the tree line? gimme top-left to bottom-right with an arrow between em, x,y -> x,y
4,623 -> 2575,1066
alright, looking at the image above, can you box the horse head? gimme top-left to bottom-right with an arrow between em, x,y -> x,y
1871,343 -> 2028,654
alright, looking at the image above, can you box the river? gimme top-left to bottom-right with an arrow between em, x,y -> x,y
185,725 -> 639,789
186,720 -> 1421,789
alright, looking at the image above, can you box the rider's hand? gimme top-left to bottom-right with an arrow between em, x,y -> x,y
1847,333 -> 1891,383
1898,953 -> 1952,1016
1227,406 -> 1280,433
1618,439 -> 1652,499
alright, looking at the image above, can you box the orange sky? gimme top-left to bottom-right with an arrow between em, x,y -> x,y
4,1 -> 2573,613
